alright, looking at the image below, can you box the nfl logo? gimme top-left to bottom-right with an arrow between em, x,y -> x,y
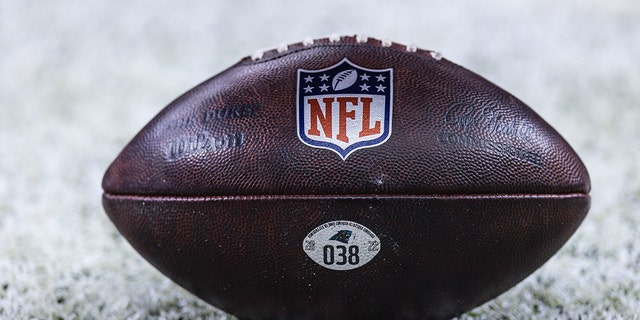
297,58 -> 393,160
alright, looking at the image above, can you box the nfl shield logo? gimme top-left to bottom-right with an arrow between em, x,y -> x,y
297,58 -> 393,160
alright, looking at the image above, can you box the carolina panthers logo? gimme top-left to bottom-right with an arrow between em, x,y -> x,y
329,230 -> 353,244
297,58 -> 393,160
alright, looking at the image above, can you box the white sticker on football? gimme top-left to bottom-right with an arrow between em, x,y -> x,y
302,220 -> 381,271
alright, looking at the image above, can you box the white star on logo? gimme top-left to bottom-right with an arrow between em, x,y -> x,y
319,84 -> 329,92
359,83 -> 370,91
304,75 -> 314,83
304,85 -> 313,93
319,74 -> 330,82
360,73 -> 370,81
376,74 -> 386,82
375,84 -> 386,92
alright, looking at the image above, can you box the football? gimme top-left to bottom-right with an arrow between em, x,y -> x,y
102,35 -> 590,319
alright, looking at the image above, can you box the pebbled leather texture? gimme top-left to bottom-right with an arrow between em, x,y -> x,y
103,36 -> 591,320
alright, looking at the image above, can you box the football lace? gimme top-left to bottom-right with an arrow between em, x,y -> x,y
250,34 -> 443,62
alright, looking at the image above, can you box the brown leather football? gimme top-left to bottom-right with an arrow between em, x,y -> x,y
102,35 -> 590,320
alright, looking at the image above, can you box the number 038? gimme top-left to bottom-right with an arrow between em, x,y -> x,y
323,245 -> 360,265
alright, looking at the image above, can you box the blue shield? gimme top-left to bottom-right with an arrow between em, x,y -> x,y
297,58 -> 393,160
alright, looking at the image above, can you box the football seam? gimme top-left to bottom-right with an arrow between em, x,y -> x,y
103,192 -> 589,202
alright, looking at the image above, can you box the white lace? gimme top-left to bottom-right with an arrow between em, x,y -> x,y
250,35 -> 444,62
